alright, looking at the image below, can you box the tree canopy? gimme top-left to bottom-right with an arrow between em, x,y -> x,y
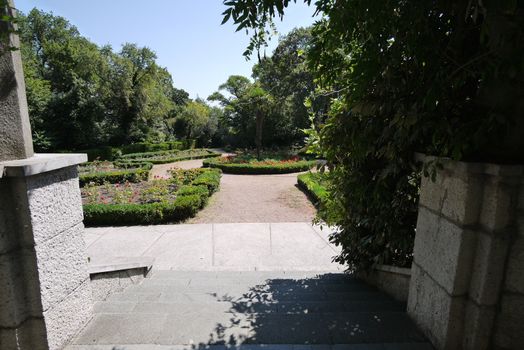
18,9 -> 189,151
223,0 -> 524,270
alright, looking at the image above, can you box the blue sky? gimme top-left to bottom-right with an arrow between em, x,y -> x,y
15,0 -> 317,99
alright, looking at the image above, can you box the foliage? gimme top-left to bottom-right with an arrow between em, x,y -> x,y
223,0 -> 524,270
209,76 -> 273,152
120,141 -> 185,155
83,168 -> 221,226
253,27 -> 329,146
203,154 -> 316,174
17,9 -> 191,150
171,100 -> 219,147
78,161 -> 152,187
297,172 -> 327,205
82,146 -> 122,162
83,196 -> 202,226
119,148 -> 220,164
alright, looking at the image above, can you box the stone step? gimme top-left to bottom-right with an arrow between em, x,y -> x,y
106,289 -> 393,303
67,343 -> 434,350
94,299 -> 405,315
132,279 -> 376,293
73,311 -> 427,346
149,271 -> 354,281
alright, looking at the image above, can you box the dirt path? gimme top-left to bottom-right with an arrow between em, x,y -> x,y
189,172 -> 316,223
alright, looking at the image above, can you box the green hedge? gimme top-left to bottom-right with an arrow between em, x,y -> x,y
79,163 -> 153,187
297,172 -> 328,205
82,146 -> 122,161
203,157 -> 317,174
120,149 -> 220,164
83,194 -> 202,226
83,168 -> 221,226
120,141 -> 185,155
79,140 -> 196,160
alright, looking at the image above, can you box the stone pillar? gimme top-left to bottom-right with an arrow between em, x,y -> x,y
0,2 -> 92,349
0,0 -> 34,161
408,155 -> 524,350
0,155 -> 91,350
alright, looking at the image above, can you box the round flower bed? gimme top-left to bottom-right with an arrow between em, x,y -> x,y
203,154 -> 317,174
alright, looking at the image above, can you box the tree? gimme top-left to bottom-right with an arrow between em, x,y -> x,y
222,0 -> 524,270
209,76 -> 273,155
17,9 -> 185,150
252,27 -> 325,145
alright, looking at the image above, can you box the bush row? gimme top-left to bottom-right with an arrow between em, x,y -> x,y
120,141 -> 186,154
79,163 -> 153,187
81,140 -> 197,161
120,149 -> 220,165
297,172 -> 328,205
203,158 -> 317,174
83,169 -> 221,226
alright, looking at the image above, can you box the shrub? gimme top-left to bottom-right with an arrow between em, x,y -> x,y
120,141 -> 184,155
119,148 -> 220,164
191,169 -> 222,193
83,146 -> 121,161
82,168 -> 221,226
203,157 -> 316,174
83,194 -> 202,226
79,162 -> 153,187
297,172 -> 328,205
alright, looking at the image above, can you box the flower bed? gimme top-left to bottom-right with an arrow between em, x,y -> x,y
78,161 -> 153,187
119,148 -> 220,165
203,154 -> 317,174
82,168 -> 221,226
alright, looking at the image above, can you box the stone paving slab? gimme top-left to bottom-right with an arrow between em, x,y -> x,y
70,272 -> 430,349
86,223 -> 343,271
66,343 -> 433,349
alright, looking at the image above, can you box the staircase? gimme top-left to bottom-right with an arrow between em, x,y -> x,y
67,271 -> 432,349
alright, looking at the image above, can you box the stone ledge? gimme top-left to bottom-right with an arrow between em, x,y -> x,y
0,153 -> 87,178
415,152 -> 524,177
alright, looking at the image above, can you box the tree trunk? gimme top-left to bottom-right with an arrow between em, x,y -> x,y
255,110 -> 264,160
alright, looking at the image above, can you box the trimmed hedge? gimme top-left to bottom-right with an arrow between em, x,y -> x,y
83,168 -> 221,226
79,163 -> 153,187
120,141 -> 185,155
83,146 -> 122,161
297,172 -> 328,205
203,157 -> 317,174
119,149 -> 220,165
79,140 -> 196,160
83,195 -> 202,226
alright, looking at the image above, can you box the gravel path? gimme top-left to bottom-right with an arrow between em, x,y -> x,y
149,159 -> 206,179
149,151 -> 317,223
189,172 -> 316,223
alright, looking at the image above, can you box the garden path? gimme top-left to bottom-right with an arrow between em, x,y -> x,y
149,159 -> 205,179
189,172 -> 316,223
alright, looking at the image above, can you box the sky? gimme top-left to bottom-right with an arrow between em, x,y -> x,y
15,0 -> 318,99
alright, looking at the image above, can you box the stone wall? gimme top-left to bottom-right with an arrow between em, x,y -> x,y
359,264 -> 411,302
0,163 -> 91,350
408,157 -> 524,350
494,184 -> 524,349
